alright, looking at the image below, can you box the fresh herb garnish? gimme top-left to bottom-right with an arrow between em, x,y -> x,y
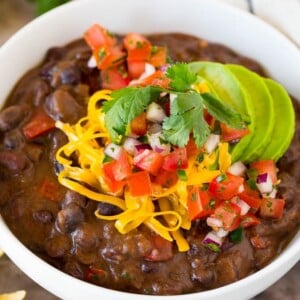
229,227 -> 243,243
102,63 -> 245,147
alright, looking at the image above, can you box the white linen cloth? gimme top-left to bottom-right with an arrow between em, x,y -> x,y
219,0 -> 300,47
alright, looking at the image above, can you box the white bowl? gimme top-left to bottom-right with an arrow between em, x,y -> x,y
0,0 -> 299,299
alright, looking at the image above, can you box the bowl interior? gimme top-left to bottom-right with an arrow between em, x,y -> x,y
0,0 -> 299,299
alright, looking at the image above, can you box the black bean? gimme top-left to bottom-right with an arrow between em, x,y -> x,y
45,47 -> 67,62
61,190 -> 88,209
45,234 -> 71,258
63,260 -> 84,280
140,262 -> 157,273
0,150 -> 29,172
0,104 -> 29,132
44,89 -> 84,124
4,129 -> 25,149
24,143 -> 43,162
72,223 -> 99,251
60,65 -> 82,85
33,209 -> 53,224
97,202 -> 122,216
55,203 -> 84,234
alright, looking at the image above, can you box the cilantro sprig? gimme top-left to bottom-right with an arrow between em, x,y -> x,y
102,63 -> 246,147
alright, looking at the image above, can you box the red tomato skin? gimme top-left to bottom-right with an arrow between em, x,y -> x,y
149,46 -> 167,67
260,198 -> 285,219
127,60 -> 146,79
238,185 -> 261,210
240,213 -> 261,228
101,67 -> 130,90
145,235 -> 173,262
209,173 -> 244,201
220,123 -> 250,142
213,201 -> 241,231
123,33 -> 151,52
187,188 -> 215,220
126,171 -> 152,196
133,149 -> 164,176
153,169 -> 178,188
94,45 -> 126,70
163,148 -> 188,171
112,152 -> 132,181
250,160 -> 277,184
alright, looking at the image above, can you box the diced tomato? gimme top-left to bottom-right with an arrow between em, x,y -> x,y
127,60 -> 146,78
260,198 -> 285,219
213,201 -> 241,231
85,266 -> 107,282
84,24 -> 116,51
250,160 -> 277,184
127,171 -> 152,196
163,148 -> 188,171
23,109 -> 55,140
240,213 -> 261,228
250,235 -> 270,249
93,45 -> 126,70
186,138 -> 200,157
102,161 -> 126,193
130,112 -> 147,136
146,235 -> 173,262
101,66 -> 130,90
209,173 -> 244,201
149,46 -> 167,67
124,33 -> 151,52
133,149 -> 164,176
111,152 -> 132,181
153,169 -> 178,188
187,188 -> 215,220
203,109 -> 214,126
238,185 -> 261,210
38,178 -> 62,201
137,70 -> 171,89
220,123 -> 250,142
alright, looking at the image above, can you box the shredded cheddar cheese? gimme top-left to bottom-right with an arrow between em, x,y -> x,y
56,89 -> 233,252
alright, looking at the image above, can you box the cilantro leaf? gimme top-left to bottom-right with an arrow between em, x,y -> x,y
202,92 -> 245,129
166,63 -> 197,92
102,86 -> 162,142
163,93 -> 210,147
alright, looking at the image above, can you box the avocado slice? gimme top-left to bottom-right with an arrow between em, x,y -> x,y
189,62 -> 254,161
259,78 -> 295,161
189,62 -> 249,115
227,64 -> 275,163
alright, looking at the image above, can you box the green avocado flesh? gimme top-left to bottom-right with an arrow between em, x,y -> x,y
260,78 -> 295,161
188,62 -> 295,163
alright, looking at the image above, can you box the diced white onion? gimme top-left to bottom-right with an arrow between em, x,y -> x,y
87,56 -> 97,68
238,184 -> 245,193
129,63 -> 156,86
146,102 -> 166,123
123,137 -> 141,156
204,134 -> 220,154
228,161 -> 247,177
207,217 -> 223,228
263,187 -> 278,199
169,93 -> 177,104
256,173 -> 273,194
104,143 -> 123,160
233,197 -> 250,216
203,231 -> 223,247
148,132 -> 171,156
216,228 -> 229,238
148,123 -> 162,134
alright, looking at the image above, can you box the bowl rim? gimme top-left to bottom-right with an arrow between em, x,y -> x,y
0,0 -> 299,299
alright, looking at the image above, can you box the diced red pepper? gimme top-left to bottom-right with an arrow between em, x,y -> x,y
23,109 -> 55,140
260,198 -> 285,219
133,149 -> 164,176
145,235 -> 173,262
250,159 -> 278,184
213,201 -> 241,231
220,123 -> 250,142
130,112 -> 147,136
163,148 -> 188,171
127,171 -> 152,196
209,173 -> 244,201
187,188 -> 215,220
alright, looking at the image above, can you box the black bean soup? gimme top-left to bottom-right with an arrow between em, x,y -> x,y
0,33 -> 299,295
